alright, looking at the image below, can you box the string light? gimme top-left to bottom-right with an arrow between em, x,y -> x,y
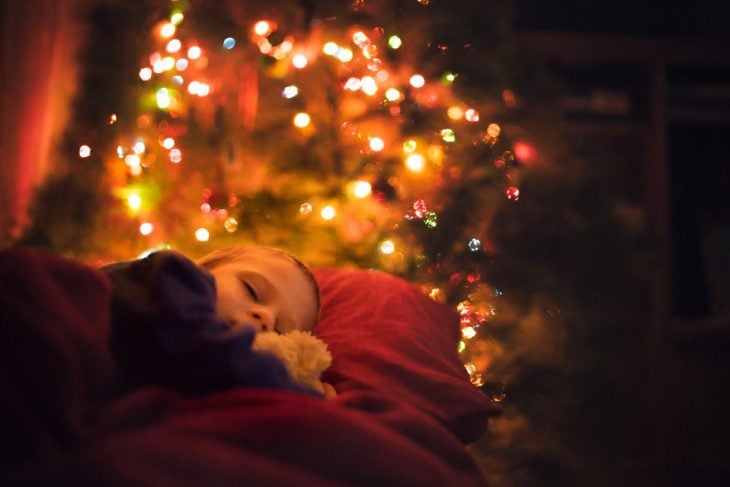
405,153 -> 425,172
293,112 -> 311,128
369,137 -> 384,151
388,35 -> 402,49
78,145 -> 91,158
139,222 -> 154,235
409,74 -> 425,88
195,228 -> 210,241
320,205 -> 336,220
379,240 -> 395,254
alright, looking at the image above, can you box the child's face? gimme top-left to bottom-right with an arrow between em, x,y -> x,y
210,250 -> 319,334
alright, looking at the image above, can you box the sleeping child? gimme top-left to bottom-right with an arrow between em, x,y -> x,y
101,246 -> 335,398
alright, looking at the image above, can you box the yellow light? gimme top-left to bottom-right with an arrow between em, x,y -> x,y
352,31 -> 368,46
323,42 -> 338,56
78,145 -> 91,158
352,180 -> 372,198
133,140 -> 146,154
486,123 -> 501,138
344,77 -> 361,91
388,35 -> 402,49
127,193 -> 142,211
195,228 -> 210,242
462,326 -> 477,339
224,217 -> 238,233
458,340 -> 466,353
403,139 -> 417,153
124,154 -> 141,168
385,88 -> 401,101
320,205 -> 336,220
253,20 -> 273,36
156,88 -> 171,109
196,83 -> 210,96
361,76 -> 377,95
379,240 -> 395,254
405,153 -> 425,172
161,56 -> 175,71
292,54 -> 308,69
139,67 -> 152,81
282,85 -> 299,98
409,74 -> 425,88
162,137 -> 175,149
440,128 -> 456,143
170,12 -> 184,26
187,45 -> 202,59
336,48 -> 353,62
447,106 -> 464,120
166,39 -> 181,53
369,137 -> 384,151
160,22 -> 176,38
429,287 -> 441,300
139,222 -> 154,235
293,112 -> 311,128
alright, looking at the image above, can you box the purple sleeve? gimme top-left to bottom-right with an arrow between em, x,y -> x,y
101,251 -> 317,396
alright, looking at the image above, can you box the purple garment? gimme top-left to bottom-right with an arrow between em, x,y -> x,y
101,251 -> 317,397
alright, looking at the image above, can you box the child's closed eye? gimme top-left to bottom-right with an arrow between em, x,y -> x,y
241,280 -> 258,301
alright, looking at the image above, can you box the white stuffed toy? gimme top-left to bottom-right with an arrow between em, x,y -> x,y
253,330 -> 334,396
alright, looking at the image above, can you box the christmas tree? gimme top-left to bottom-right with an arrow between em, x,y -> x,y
20,0 -> 587,482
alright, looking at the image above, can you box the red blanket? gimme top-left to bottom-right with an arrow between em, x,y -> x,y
1,247 -> 492,486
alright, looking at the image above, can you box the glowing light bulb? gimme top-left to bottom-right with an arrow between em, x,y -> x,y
253,20 -> 273,36
124,154 -> 141,168
440,128 -> 456,143
462,326 -> 477,340
139,222 -> 154,235
320,205 -> 336,220
195,228 -> 210,242
166,39 -> 181,53
406,153 -> 425,172
465,108 -> 480,122
139,67 -> 152,81
369,137 -> 384,151
409,74 -> 425,88
336,48 -> 353,62
442,72 -> 457,84
292,54 -> 308,68
352,180 -> 372,198
385,88 -> 401,101
78,145 -> 91,158
403,139 -> 417,153
170,12 -> 184,25
160,22 -> 176,38
175,58 -> 188,71
293,112 -> 311,128
447,106 -> 464,120
352,31 -> 368,46
127,193 -> 142,211
388,35 -> 402,49
169,148 -> 182,163
156,88 -> 171,109
133,140 -> 145,154
344,77 -> 362,91
486,123 -> 501,138
323,42 -> 338,56
161,137 -> 175,149
187,45 -> 202,59
380,240 -> 395,254
281,85 -> 298,99
361,76 -> 377,95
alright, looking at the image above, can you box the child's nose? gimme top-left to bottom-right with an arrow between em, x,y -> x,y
247,306 -> 276,332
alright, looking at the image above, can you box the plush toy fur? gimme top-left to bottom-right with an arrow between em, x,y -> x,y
252,330 -> 332,394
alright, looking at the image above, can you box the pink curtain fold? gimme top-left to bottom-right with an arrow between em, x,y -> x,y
0,0 -> 85,242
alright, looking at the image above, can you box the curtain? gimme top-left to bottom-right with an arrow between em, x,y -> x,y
0,0 -> 85,242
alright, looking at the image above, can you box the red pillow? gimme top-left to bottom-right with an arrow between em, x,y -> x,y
313,268 -> 500,443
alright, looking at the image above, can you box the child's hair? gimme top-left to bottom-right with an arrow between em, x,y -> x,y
197,246 -> 321,315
